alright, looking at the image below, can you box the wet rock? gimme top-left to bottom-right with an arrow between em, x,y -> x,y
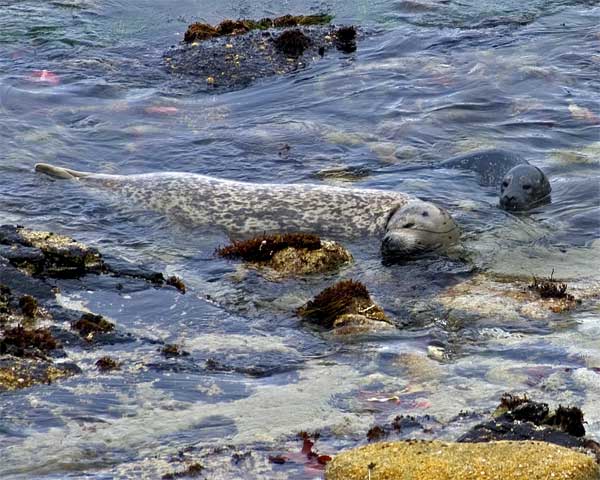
218,233 -> 352,276
0,356 -> 80,391
0,225 -> 104,277
166,17 -> 359,93
312,165 -> 371,182
438,272 -> 592,320
326,440 -> 599,480
298,280 -> 392,333
458,394 -> 596,458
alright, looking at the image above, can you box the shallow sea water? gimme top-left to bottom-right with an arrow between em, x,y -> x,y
1,0 -> 599,478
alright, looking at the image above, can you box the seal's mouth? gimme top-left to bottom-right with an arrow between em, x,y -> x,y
499,193 -> 551,211
380,229 -> 459,261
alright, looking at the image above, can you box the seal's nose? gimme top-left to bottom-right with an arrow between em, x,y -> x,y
500,195 -> 517,210
381,235 -> 392,256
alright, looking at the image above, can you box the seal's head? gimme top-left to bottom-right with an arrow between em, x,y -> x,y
381,200 -> 460,259
499,165 -> 551,211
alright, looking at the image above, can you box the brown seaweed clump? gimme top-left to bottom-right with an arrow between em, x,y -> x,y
529,269 -> 574,300
297,279 -> 390,331
165,275 -> 186,294
528,270 -> 580,312
161,343 -> 189,358
183,14 -> 333,44
274,29 -> 311,57
366,425 -> 387,442
335,26 -> 357,53
0,285 -> 11,320
218,233 -> 322,262
183,23 -> 218,43
162,462 -> 204,479
72,313 -> 115,340
0,326 -> 60,359
19,295 -> 38,318
96,356 -> 121,372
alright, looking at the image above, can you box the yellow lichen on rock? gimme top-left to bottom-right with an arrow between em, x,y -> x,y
326,440 -> 599,480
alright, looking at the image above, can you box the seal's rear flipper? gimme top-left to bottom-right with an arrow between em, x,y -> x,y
35,163 -> 90,180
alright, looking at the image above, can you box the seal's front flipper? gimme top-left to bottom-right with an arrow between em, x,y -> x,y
35,163 -> 90,180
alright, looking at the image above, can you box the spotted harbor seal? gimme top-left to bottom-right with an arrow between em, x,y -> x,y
441,149 -> 552,211
35,163 -> 460,258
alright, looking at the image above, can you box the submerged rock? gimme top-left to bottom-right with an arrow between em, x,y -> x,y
0,224 -> 185,391
217,233 -> 352,276
166,16 -> 358,92
298,280 -> 393,333
438,272 -> 592,320
325,440 -> 599,480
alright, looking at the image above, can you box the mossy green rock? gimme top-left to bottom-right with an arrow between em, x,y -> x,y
326,440 -> 599,480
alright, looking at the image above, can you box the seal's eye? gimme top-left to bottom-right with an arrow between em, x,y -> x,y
422,211 -> 429,217
522,184 -> 531,191
403,222 -> 415,228
502,181 -> 509,188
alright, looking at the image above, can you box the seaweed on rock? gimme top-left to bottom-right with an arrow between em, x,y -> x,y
72,313 -> 115,340
96,356 -> 121,372
297,279 -> 389,329
218,233 -> 322,262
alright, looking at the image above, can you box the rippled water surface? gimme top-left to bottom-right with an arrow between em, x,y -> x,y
1,0 -> 599,478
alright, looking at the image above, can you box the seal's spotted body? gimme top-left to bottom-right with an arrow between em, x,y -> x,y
35,164 -> 460,257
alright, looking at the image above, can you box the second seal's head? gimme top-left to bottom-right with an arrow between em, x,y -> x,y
499,165 -> 551,211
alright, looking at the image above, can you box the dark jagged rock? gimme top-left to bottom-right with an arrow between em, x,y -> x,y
458,394 -> 598,461
0,225 -> 104,277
